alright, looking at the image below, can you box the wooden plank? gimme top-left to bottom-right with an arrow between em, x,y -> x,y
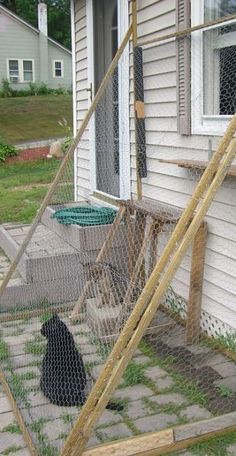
83,429 -> 174,456
0,371 -> 38,456
122,219 -> 155,309
158,158 -> 236,177
83,412 -> 236,456
125,208 -> 135,279
186,221 -> 208,344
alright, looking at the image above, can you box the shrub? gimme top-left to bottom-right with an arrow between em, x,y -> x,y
0,141 -> 17,163
0,80 -> 71,98
1,79 -> 13,98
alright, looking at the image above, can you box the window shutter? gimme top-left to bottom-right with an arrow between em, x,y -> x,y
176,0 -> 191,135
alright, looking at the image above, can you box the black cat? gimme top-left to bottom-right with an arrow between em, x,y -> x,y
40,314 -> 123,410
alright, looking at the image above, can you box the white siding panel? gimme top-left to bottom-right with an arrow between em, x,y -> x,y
74,0 -> 90,198
73,0 -> 236,330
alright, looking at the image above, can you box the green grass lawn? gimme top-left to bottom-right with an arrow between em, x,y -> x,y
0,94 -> 72,144
0,159 -> 61,224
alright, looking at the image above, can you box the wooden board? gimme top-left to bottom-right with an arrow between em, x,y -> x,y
83,412 -> 236,456
158,159 -> 236,177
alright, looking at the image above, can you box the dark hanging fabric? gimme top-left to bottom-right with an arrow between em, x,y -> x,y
134,46 -> 147,178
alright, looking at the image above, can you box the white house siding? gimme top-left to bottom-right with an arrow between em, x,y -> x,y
74,0 -> 236,334
48,43 -> 72,90
131,0 -> 236,334
0,10 -> 39,89
0,7 -> 72,90
74,0 -> 91,199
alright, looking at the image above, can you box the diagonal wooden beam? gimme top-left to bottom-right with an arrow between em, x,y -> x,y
61,136 -> 236,456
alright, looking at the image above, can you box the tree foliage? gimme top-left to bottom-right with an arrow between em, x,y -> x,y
0,0 -> 71,49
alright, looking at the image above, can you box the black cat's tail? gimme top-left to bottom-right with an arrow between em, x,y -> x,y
106,401 -> 124,411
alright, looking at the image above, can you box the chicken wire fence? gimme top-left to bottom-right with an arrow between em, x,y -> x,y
0,17 -> 236,456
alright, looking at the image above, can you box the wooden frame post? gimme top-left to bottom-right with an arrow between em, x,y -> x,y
61,133 -> 236,456
186,221 -> 208,344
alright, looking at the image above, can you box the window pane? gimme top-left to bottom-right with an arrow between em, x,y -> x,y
203,28 -> 236,115
205,0 -> 236,21
23,61 -> 33,81
55,61 -> 61,69
55,69 -> 62,76
9,60 -> 19,74
23,61 -> 32,71
9,60 -> 19,81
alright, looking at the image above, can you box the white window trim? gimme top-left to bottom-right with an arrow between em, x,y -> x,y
86,0 -> 130,200
7,59 -> 35,83
53,60 -> 64,78
191,0 -> 235,136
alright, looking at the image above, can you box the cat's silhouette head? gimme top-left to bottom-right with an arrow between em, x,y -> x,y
41,314 -> 68,339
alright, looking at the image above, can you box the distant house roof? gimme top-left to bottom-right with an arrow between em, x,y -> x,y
0,5 -> 72,55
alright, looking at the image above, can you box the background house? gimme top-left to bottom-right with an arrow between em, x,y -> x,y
72,0 -> 236,337
0,2 -> 72,90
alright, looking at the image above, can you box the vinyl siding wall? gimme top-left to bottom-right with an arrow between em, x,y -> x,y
73,0 -> 91,198
0,9 -> 72,90
74,0 -> 236,333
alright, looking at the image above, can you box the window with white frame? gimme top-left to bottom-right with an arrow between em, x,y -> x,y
191,0 -> 236,135
8,59 -> 34,83
8,60 -> 19,83
53,60 -> 63,78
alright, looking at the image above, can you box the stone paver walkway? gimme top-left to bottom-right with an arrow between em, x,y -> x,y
0,311 -> 236,455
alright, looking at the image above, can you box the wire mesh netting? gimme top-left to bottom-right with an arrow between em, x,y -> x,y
0,9 -> 236,456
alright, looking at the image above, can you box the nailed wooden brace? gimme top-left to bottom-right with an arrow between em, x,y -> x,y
0,371 -> 38,456
186,221 -> 208,344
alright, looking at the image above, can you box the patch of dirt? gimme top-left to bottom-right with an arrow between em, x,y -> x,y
7,146 -> 50,163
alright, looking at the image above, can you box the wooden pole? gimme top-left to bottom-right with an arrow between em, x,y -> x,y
125,208 -> 135,278
62,136 -> 236,456
0,371 -> 38,456
138,12 -> 236,47
70,206 -> 126,320
0,25 -> 132,301
122,219 -> 155,309
186,221 -> 208,344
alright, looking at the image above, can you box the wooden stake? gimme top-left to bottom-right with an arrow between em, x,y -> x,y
62,138 -> 236,456
0,371 -> 38,456
70,206 -> 126,319
0,24 -> 132,301
186,221 -> 208,344
122,219 -> 155,309
125,208 -> 135,278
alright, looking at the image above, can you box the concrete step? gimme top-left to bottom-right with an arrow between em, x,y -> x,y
0,223 -> 85,283
42,204 -> 127,252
